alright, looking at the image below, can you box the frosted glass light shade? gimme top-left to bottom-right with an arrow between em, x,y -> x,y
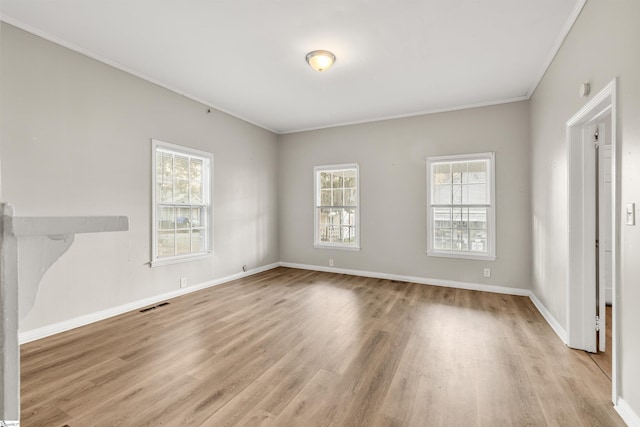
306,50 -> 336,72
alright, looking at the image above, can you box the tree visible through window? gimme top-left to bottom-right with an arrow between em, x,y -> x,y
427,152 -> 495,260
152,140 -> 212,265
314,164 -> 360,250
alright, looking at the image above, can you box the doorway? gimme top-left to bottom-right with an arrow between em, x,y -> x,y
589,118 -> 613,379
566,78 -> 618,404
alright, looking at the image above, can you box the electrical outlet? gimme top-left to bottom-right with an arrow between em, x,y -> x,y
483,268 -> 491,278
329,259 -> 334,267
180,277 -> 187,288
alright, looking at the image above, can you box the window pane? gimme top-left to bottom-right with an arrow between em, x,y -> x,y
341,225 -> 355,244
434,229 -> 451,250
337,208 -> 347,227
319,208 -> 331,225
192,228 -> 205,252
320,189 -> 331,206
452,162 -> 466,184
332,189 -> 343,206
158,207 -> 175,230
191,208 -> 202,228
175,156 -> 189,180
344,189 -> 357,206
162,154 -> 173,183
328,225 -> 340,243
467,183 -> 487,204
344,171 -> 356,188
433,164 -> 451,184
175,180 -> 189,203
320,172 -> 332,189
176,230 -> 190,254
452,229 -> 468,251
469,208 -> 487,230
452,183 -> 462,204
468,160 -> 487,183
177,207 -> 191,229
345,208 -> 356,226
332,172 -> 343,189
190,158 -> 203,183
433,184 -> 451,204
158,183 -> 173,203
191,182 -> 203,203
319,221 -> 341,243
453,207 -> 468,230
470,229 -> 487,252
318,223 -> 330,242
158,231 -> 175,257
156,152 -> 163,182
329,208 -> 340,225
433,207 -> 451,229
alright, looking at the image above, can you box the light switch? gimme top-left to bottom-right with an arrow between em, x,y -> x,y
626,203 -> 636,226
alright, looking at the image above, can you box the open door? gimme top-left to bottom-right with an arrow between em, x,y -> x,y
566,78 -> 618,404
597,122 -> 612,352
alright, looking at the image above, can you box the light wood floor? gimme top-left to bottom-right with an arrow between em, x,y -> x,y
21,267 -> 624,426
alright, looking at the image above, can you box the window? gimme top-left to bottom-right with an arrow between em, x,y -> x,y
426,152 -> 495,260
152,139 -> 213,266
314,164 -> 360,250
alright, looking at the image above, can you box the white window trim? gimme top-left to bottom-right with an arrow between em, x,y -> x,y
151,139 -> 214,267
426,152 -> 496,261
314,163 -> 361,251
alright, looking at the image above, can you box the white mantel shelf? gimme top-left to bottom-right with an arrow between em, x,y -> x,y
1,203 -> 129,425
9,216 -> 129,237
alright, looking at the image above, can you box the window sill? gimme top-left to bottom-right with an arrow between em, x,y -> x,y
426,250 -> 496,261
314,244 -> 361,252
150,252 -> 213,267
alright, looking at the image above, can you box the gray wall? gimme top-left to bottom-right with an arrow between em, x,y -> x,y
279,101 -> 531,289
530,0 -> 640,415
0,23 -> 280,332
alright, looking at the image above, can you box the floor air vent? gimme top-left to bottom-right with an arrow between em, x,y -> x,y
140,302 -> 170,313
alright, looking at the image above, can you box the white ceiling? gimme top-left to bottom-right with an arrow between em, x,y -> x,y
0,0 -> 583,134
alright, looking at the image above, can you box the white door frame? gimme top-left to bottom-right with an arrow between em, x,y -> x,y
566,78 -> 618,403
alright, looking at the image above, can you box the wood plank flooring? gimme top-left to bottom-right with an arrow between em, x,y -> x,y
20,267 -> 624,426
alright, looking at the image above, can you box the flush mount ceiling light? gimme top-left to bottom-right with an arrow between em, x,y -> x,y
306,50 -> 336,72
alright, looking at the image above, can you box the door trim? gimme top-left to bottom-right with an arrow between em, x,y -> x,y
565,78 -> 618,403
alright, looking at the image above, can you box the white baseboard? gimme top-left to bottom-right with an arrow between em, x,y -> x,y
19,262 -> 280,344
617,398 -> 640,427
528,292 -> 567,344
279,262 -> 531,296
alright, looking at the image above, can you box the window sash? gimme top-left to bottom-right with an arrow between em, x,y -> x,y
430,158 -> 490,206
314,164 -> 360,250
427,153 -> 495,260
152,139 -> 213,265
316,207 -> 357,245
